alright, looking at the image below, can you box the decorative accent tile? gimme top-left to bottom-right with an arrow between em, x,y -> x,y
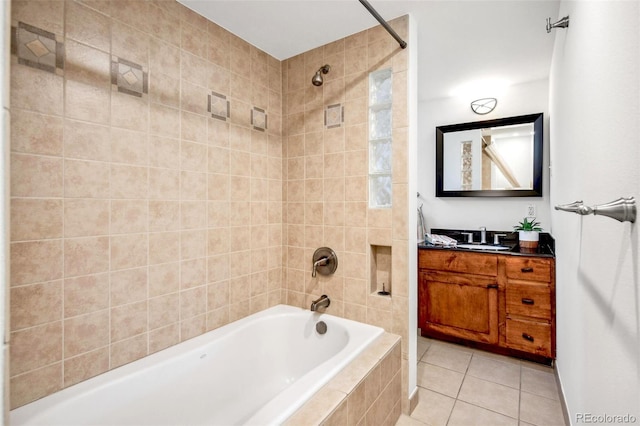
251,107 -> 267,131
208,91 -> 230,121
11,22 -> 64,75
325,103 -> 344,129
461,141 -> 473,190
111,57 -> 148,98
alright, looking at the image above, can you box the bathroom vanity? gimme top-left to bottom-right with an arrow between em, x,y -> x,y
418,232 -> 555,364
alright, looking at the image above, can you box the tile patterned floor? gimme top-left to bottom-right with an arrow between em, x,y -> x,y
396,336 -> 567,426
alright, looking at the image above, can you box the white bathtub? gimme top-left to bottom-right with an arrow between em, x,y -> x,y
11,304 -> 384,426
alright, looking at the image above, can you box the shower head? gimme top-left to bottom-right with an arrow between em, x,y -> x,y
311,64 -> 331,87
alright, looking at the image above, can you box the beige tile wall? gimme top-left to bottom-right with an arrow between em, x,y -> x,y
9,0 -> 283,408
281,15 -> 411,412
8,0 -> 412,414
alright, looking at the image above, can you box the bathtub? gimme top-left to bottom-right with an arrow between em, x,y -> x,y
11,304 -> 384,426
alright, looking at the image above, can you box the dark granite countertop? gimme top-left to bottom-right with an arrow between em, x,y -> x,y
418,228 -> 555,258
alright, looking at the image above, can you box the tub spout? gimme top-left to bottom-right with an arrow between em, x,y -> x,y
310,295 -> 331,312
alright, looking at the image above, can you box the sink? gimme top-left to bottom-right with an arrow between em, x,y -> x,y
456,244 -> 511,251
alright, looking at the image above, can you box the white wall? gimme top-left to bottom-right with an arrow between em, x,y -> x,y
1,0 -> 9,422
417,78 -> 551,233
550,1 -> 639,423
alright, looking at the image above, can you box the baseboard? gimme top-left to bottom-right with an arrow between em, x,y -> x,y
554,360 -> 572,426
408,386 -> 420,415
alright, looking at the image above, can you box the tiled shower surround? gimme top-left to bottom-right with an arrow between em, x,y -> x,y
281,12 -> 411,409
8,0 -> 411,413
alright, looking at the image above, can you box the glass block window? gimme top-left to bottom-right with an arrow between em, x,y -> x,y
368,69 -> 393,208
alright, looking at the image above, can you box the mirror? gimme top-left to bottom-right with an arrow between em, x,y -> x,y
436,113 -> 543,197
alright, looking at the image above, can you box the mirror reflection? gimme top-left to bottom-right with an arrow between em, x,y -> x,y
436,113 -> 543,197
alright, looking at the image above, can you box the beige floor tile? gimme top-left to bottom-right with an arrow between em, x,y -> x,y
417,336 -> 431,360
417,362 -> 465,398
519,391 -> 566,426
457,375 -> 520,418
447,400 -> 518,426
395,414 -> 427,426
521,366 -> 559,400
430,339 -> 474,355
410,388 -> 455,426
472,347 -> 522,366
467,355 -> 521,389
412,337 -> 565,426
519,359 -> 555,372
423,344 -> 472,373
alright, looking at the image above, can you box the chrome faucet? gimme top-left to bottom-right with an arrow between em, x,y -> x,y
493,233 -> 507,245
479,226 -> 487,244
310,295 -> 330,312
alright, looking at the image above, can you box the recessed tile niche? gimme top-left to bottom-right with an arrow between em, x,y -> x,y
370,244 -> 392,296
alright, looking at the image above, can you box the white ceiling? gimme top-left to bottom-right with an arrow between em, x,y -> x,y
179,0 -> 561,101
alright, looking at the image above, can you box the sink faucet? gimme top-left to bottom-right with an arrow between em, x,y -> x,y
494,233 -> 507,245
479,227 -> 487,244
310,295 -> 330,312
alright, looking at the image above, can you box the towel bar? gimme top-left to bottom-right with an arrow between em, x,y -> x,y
555,197 -> 636,223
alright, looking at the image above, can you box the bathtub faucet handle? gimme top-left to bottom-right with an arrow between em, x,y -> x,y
312,255 -> 330,278
311,247 -> 338,278
310,295 -> 331,312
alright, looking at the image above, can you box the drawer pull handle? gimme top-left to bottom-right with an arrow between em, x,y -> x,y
522,333 -> 534,342
487,284 -> 498,289
522,298 -> 535,305
521,267 -> 534,273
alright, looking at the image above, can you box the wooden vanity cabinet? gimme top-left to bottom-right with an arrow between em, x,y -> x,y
418,249 -> 555,362
418,251 -> 499,344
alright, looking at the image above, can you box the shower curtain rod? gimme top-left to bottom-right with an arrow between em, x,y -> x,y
358,0 -> 407,49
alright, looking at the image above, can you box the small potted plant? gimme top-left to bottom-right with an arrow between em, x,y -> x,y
514,217 -> 542,251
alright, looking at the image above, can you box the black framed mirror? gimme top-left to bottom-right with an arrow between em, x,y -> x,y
436,113 -> 543,197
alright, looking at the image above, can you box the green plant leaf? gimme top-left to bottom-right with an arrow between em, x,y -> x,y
513,217 -> 542,231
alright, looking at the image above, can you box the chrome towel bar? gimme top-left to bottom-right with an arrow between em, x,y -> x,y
546,16 -> 570,33
555,197 -> 636,223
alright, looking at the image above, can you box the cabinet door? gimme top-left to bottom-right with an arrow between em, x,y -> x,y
420,271 -> 499,344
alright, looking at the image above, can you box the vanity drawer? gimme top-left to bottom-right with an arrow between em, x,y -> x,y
505,257 -> 552,282
506,283 -> 551,319
419,250 -> 497,276
506,319 -> 552,357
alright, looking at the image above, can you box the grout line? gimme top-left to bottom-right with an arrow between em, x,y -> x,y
457,399 -> 520,422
